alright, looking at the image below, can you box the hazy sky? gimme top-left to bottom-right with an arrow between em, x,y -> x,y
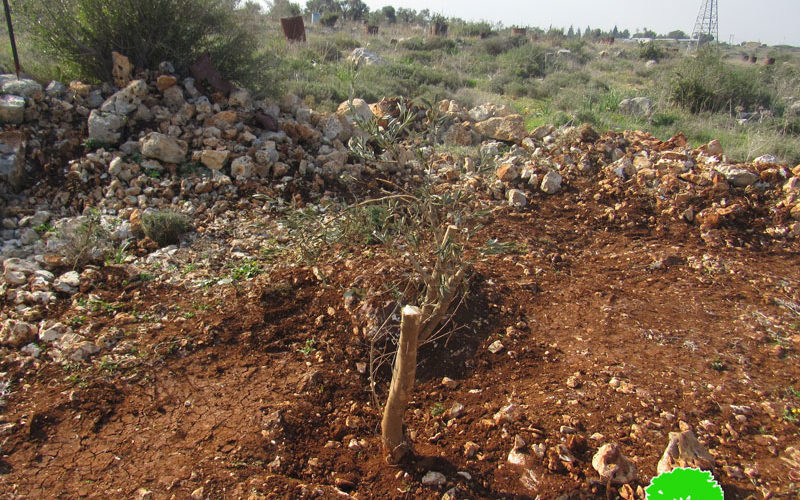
334,1 -> 799,46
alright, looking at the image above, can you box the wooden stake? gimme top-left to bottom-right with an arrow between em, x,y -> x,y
381,305 -> 421,463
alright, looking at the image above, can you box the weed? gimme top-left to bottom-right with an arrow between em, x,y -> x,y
34,222 -> 55,234
58,209 -> 112,269
229,260 -> 262,281
99,356 -> 119,373
68,316 -> 87,327
430,402 -> 446,417
141,210 -> 189,247
784,408 -> 800,424
106,240 -> 131,265
710,359 -> 726,371
138,273 -> 155,282
82,138 -> 108,151
299,338 -> 317,356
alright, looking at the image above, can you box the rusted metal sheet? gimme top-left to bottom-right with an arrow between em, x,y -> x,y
511,28 -> 527,36
189,53 -> 233,96
366,25 -> 379,35
281,16 -> 306,42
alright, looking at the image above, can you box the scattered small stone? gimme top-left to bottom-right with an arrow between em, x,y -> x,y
656,430 -> 714,474
421,471 -> 446,487
592,443 -> 638,484
488,340 -> 504,354
441,377 -> 458,389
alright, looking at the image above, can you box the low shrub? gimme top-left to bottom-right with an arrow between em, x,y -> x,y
670,48 -> 775,113
639,42 -> 665,61
320,12 -> 339,27
142,210 -> 190,247
19,0 -> 275,93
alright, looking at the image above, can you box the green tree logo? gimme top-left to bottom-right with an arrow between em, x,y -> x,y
646,468 -> 723,500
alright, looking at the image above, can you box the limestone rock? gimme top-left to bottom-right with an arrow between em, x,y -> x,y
754,154 -> 779,165
0,131 -> 26,190
705,139 -> 724,156
540,170 -> 563,194
1,77 -> 42,98
88,110 -> 124,144
336,98 -> 374,124
201,149 -> 229,171
656,430 -> 714,474
228,88 -> 253,109
140,132 -> 188,163
322,115 -> 344,141
346,48 -> 386,67
496,163 -> 520,182
715,164 -> 759,187
618,97 -> 653,117
231,155 -> 255,180
156,75 -> 178,91
112,52 -> 134,88
468,103 -> 512,122
442,122 -> 474,146
0,320 -> 38,348
507,188 -> 527,207
4,257 -> 39,285
421,471 -> 446,487
0,95 -> 26,125
101,79 -> 148,115
592,443 -> 638,485
474,114 -> 526,143
53,271 -> 80,293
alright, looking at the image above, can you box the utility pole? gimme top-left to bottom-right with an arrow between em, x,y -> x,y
2,0 -> 21,77
692,0 -> 719,46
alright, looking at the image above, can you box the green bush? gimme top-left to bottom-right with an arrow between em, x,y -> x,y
639,41 -> 665,61
19,0 -> 274,91
670,48 -> 775,113
320,12 -> 339,27
500,43 -> 547,79
481,35 -> 527,56
142,210 -> 190,247
399,37 -> 458,54
454,21 -> 494,38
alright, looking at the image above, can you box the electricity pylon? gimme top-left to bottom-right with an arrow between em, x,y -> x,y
692,0 -> 719,44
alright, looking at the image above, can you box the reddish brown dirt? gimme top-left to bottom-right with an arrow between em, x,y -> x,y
2,179 -> 800,499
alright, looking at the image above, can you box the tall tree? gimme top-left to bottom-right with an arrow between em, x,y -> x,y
381,5 -> 396,24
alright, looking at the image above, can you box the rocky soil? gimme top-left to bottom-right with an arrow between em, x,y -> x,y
1,62 -> 800,499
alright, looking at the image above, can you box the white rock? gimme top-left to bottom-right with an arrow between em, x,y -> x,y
88,110 -> 124,144
53,271 -> 80,293
656,430 -> 714,474
754,154 -> 779,165
618,97 -> 653,117
39,322 -> 71,343
0,320 -> 38,348
228,88 -> 252,109
200,149 -> 229,171
68,340 -> 100,362
0,95 -> 26,125
715,164 -> 760,187
346,48 -> 386,67
592,443 -> 638,484
487,340 -> 504,354
21,343 -> 41,358
101,79 -> 147,115
140,132 -> 188,164
540,170 -> 562,194
507,188 -> 528,207
421,471 -> 446,487
231,155 -> 255,180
